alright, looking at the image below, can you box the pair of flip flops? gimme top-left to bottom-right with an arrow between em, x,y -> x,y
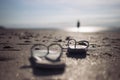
30,39 -> 89,69
67,39 -> 89,58
30,43 -> 65,69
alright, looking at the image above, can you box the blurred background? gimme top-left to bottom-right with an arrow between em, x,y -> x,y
0,0 -> 120,32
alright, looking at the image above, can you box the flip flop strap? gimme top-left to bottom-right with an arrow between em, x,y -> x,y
77,40 -> 89,48
31,44 -> 48,57
46,43 -> 63,62
67,39 -> 77,48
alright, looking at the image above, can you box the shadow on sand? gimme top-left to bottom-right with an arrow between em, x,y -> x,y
20,58 -> 65,76
0,56 -> 15,61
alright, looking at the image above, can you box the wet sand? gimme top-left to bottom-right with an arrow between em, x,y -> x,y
0,29 -> 120,80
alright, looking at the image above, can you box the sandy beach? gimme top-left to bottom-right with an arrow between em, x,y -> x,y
0,29 -> 120,80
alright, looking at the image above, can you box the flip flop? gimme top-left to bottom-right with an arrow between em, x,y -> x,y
30,43 -> 65,69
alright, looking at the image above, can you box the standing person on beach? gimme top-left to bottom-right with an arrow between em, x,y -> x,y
77,20 -> 80,28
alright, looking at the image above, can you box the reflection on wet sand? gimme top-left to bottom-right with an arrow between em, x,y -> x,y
65,26 -> 110,32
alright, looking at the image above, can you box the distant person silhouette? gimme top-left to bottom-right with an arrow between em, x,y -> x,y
77,21 -> 80,28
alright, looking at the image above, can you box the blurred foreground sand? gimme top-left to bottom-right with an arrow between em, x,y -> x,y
0,29 -> 120,80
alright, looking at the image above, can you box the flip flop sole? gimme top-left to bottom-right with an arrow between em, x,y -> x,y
29,57 -> 65,69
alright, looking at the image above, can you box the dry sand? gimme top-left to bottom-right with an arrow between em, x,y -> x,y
0,29 -> 120,80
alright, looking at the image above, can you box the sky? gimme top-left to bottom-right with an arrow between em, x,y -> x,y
0,0 -> 120,29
